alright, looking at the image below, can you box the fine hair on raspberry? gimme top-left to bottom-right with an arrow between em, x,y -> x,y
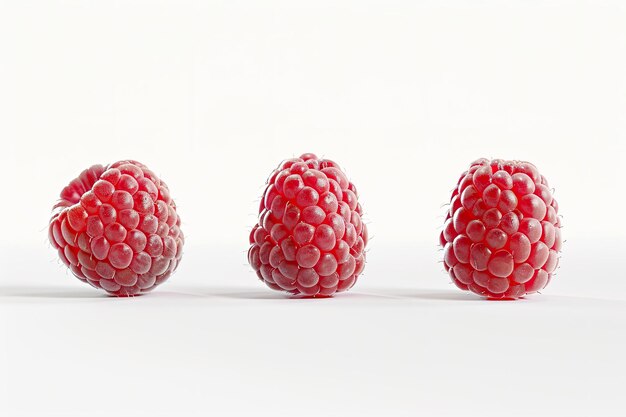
248,153 -> 368,296
441,158 -> 562,299
48,160 -> 184,296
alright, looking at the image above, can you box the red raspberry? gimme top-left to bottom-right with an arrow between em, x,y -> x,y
441,158 -> 562,299
48,160 -> 184,296
248,153 -> 368,296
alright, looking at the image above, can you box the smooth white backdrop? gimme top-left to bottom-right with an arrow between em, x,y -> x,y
1,1 -> 625,416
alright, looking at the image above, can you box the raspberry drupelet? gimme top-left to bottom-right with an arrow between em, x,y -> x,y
48,161 -> 184,296
248,153 -> 368,296
441,158 -> 562,299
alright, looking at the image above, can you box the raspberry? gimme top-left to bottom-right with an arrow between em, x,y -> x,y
248,153 -> 368,296
48,160 -> 184,296
440,158 -> 562,299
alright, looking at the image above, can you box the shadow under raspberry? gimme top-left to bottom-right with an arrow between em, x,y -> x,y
0,285 -> 107,299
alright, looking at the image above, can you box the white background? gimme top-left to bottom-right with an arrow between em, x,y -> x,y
1,1 -> 625,416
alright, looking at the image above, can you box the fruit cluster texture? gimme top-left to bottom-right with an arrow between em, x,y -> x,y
248,153 -> 368,296
440,158 -> 562,299
48,161 -> 184,296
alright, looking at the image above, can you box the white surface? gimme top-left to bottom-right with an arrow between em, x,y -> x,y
1,244 -> 626,417
1,1 -> 626,416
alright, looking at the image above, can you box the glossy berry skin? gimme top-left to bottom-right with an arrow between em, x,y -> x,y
441,158 -> 562,299
248,153 -> 368,296
49,161 -> 184,296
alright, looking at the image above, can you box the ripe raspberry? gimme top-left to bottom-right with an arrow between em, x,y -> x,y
248,153 -> 368,296
48,161 -> 184,296
441,158 -> 562,299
